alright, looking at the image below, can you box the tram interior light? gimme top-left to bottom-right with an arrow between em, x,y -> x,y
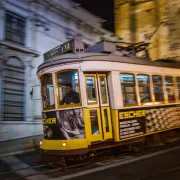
74,72 -> 78,80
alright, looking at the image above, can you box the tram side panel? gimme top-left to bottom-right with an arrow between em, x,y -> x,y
107,70 -> 180,142
41,108 -> 88,151
117,105 -> 180,141
107,71 -> 123,142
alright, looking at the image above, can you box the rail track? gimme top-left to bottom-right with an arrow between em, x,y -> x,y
0,150 -> 133,180
1,136 -> 180,180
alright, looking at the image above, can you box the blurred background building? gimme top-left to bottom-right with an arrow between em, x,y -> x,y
114,0 -> 180,61
0,0 -> 117,154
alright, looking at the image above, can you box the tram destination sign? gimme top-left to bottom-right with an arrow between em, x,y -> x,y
44,40 -> 73,61
43,39 -> 85,61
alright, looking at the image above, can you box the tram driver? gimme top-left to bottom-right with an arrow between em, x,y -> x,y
60,83 -> 80,105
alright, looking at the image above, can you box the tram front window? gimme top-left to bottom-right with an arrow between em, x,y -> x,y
57,70 -> 80,106
41,74 -> 55,110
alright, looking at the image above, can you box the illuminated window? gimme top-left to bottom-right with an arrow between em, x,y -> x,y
57,70 -> 80,106
99,76 -> 108,104
41,74 -> 55,110
85,76 -> 97,104
137,74 -> 151,103
120,73 -> 137,106
90,110 -> 99,135
152,75 -> 164,102
165,76 -> 175,102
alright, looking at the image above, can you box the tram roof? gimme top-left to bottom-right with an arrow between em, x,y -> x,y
37,52 -> 180,73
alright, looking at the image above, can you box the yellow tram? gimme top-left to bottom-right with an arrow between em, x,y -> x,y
37,39 -> 180,161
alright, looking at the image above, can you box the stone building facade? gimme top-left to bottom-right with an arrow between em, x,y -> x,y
0,0 -> 113,155
114,0 -> 180,61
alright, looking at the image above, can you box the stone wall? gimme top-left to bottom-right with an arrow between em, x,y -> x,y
167,1 -> 180,60
114,0 -> 180,61
0,135 -> 43,157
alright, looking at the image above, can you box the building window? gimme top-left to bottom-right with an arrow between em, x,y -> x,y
5,11 -> 25,45
120,73 -> 137,106
2,57 -> 25,121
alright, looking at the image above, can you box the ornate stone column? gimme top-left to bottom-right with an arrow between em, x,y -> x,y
24,55 -> 34,121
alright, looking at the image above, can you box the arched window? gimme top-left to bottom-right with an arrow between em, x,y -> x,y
2,57 -> 25,121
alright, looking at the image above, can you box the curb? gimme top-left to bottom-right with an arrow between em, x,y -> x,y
0,148 -> 39,158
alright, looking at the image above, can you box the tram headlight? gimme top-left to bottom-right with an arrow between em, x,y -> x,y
40,140 -> 43,146
62,142 -> 67,147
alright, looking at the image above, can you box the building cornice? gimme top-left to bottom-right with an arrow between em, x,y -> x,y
29,0 -> 106,35
0,40 -> 40,57
4,0 -> 107,36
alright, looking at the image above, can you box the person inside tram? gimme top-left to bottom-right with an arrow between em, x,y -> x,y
154,87 -> 164,101
166,88 -> 175,101
60,83 -> 80,105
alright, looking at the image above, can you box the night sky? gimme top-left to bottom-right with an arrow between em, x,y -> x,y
73,0 -> 114,32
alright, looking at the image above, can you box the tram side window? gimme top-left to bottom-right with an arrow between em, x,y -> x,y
152,75 -> 164,102
165,76 -> 175,102
176,77 -> 180,100
120,74 -> 137,106
86,76 -> 97,104
90,110 -> 100,135
41,74 -> 55,110
99,76 -> 108,104
57,70 -> 80,106
137,74 -> 151,103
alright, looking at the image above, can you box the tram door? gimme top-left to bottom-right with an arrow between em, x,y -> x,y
84,73 -> 113,143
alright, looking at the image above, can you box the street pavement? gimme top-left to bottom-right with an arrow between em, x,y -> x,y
67,145 -> 180,180
0,141 -> 180,180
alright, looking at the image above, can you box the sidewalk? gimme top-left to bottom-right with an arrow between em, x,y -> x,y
0,135 -> 42,158
0,149 -> 44,180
